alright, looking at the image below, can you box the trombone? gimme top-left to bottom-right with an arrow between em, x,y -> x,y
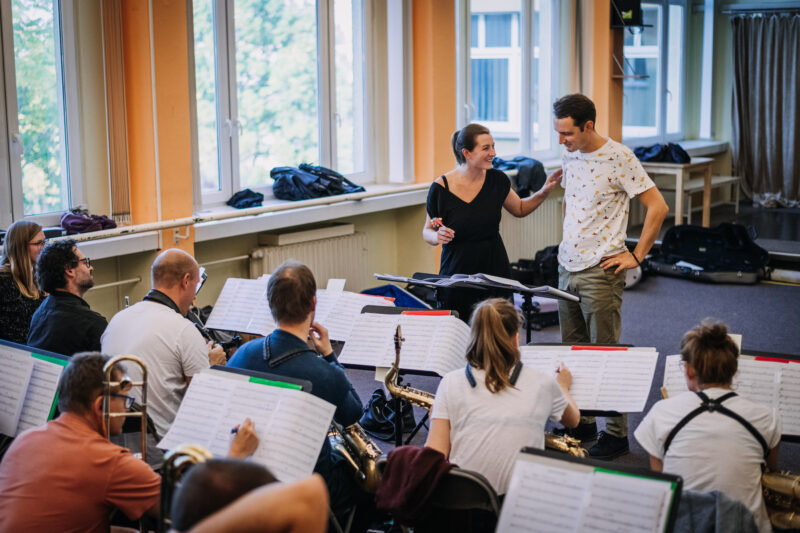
102,355 -> 149,461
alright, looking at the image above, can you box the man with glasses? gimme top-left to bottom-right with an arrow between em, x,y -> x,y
0,352 -> 259,532
27,238 -> 108,355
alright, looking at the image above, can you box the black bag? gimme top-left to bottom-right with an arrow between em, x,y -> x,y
359,388 -> 416,442
634,143 -> 690,164
647,223 -> 768,284
511,245 -> 559,288
270,163 -> 365,201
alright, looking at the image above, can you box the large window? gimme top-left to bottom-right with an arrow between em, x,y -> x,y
0,0 -> 80,226
461,0 -> 557,157
622,0 -> 685,143
192,0 -> 369,206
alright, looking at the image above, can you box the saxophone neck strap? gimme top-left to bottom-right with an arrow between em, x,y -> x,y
143,289 -> 182,315
465,361 -> 523,388
262,333 -> 311,368
663,391 -> 770,460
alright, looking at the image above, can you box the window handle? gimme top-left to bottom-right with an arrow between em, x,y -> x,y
10,133 -> 24,156
224,119 -> 240,137
464,103 -> 471,122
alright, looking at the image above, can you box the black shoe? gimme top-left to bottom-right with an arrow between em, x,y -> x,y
553,421 -> 597,443
587,431 -> 629,460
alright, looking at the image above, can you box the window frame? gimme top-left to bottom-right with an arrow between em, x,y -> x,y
0,0 -> 83,228
621,0 -> 687,147
191,0 -> 375,210
456,0 -> 561,161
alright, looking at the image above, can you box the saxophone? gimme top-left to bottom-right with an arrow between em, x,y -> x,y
384,325 -> 436,409
763,471 -> 800,529
329,421 -> 384,493
385,325 -> 585,457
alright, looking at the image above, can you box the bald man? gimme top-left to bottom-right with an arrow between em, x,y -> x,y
101,249 -> 226,437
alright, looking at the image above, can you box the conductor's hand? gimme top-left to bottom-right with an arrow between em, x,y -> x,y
309,322 -> 333,356
538,168 -> 563,197
436,225 -> 455,245
228,418 -> 259,459
600,250 -> 638,275
208,341 -> 226,366
556,362 -> 573,390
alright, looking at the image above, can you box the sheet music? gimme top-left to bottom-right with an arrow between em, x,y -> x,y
159,371 -> 335,481
205,278 -> 274,335
321,292 -> 394,341
663,355 -> 800,436
0,345 -> 34,436
338,313 -> 470,376
16,354 -> 68,435
497,459 -> 590,532
498,454 -> 674,533
519,348 -> 658,412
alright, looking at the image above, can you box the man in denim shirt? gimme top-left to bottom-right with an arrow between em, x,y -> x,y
228,260 -> 364,517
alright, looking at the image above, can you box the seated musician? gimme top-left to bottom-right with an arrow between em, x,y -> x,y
170,459 -> 328,533
101,248 -> 226,438
0,353 -> 258,532
227,259 -> 365,517
426,298 -> 580,495
634,320 -> 781,533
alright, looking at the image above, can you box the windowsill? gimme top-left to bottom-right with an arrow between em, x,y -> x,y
677,139 -> 729,157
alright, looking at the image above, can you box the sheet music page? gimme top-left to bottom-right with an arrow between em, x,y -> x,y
519,348 -> 657,411
395,314 -> 445,370
313,289 -> 338,324
428,317 -> 471,377
779,363 -> 800,435
337,313 -> 398,366
662,355 -> 688,397
0,346 -> 34,436
733,359 -> 781,409
497,458 -> 590,532
322,292 -> 394,342
205,278 -> 274,335
578,470 -> 673,533
16,354 -> 68,435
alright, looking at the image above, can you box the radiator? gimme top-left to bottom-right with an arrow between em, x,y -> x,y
249,232 -> 369,291
499,196 -> 563,262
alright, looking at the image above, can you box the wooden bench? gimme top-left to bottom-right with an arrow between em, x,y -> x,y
658,175 -> 740,225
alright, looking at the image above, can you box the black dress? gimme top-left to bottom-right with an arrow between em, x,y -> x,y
426,169 -> 513,321
0,272 -> 44,345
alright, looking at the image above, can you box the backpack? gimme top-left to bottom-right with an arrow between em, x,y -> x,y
511,245 -> 560,288
270,164 -> 365,201
634,143 -> 691,164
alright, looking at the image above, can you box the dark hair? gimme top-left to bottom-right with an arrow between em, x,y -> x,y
466,298 -> 521,393
0,220 -> 42,299
170,459 -> 277,531
36,239 -> 78,293
267,260 -> 316,324
57,352 -> 125,415
151,248 -> 198,288
680,319 -> 739,386
553,93 -> 597,131
451,123 -> 491,165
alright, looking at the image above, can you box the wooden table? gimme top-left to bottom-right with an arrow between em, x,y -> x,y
640,157 -> 713,227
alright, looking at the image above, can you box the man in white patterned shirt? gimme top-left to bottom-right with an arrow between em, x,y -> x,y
552,94 -> 668,459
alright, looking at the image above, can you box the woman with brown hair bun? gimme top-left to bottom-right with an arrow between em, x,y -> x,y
426,298 -> 579,495
422,123 -> 562,322
634,319 -> 781,533
0,221 -> 46,344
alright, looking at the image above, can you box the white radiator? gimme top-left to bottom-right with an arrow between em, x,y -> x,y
249,232 -> 369,291
499,196 -> 563,262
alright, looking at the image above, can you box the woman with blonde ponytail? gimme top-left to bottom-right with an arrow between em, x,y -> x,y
426,298 -> 579,495
634,319 -> 781,533
0,221 -> 46,344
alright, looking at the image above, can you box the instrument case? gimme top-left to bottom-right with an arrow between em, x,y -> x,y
647,223 -> 768,284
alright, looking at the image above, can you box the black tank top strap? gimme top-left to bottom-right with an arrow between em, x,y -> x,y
441,175 -> 449,190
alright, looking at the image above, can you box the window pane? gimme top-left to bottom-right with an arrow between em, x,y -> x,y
334,0 -> 365,175
192,0 -> 221,193
470,14 -> 479,48
234,0 -> 319,188
666,4 -> 683,135
12,0 -> 69,215
623,58 -> 658,138
470,1 -> 521,155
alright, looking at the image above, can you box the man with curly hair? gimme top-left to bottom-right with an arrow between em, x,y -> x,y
27,239 -> 107,355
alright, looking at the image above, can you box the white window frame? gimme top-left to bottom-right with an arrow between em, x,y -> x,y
191,0 -> 375,209
0,0 -> 83,228
457,0 -> 561,160
621,0 -> 687,147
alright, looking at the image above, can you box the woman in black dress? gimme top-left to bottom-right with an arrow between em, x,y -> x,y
423,123 -> 562,321
0,220 -> 46,344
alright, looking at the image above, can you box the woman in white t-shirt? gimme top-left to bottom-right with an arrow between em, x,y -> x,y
634,320 -> 781,533
425,298 -> 580,495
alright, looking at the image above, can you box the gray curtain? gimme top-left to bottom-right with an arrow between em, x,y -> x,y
731,14 -> 800,207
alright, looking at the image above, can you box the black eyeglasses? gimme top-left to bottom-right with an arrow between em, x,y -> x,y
28,239 -> 46,247
72,257 -> 91,268
110,393 -> 135,409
